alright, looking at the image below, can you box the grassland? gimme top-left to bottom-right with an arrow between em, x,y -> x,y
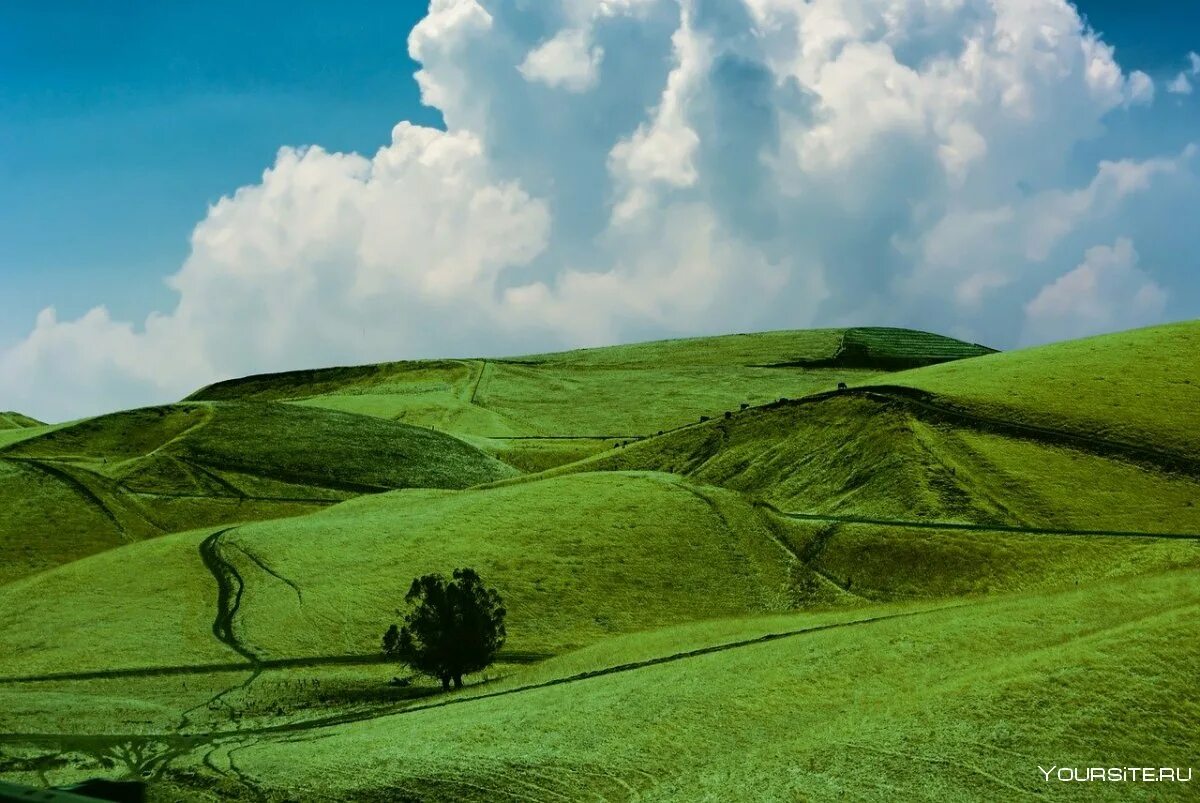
0,401 -> 513,583
163,569 -> 1198,802
885,320 -> 1200,455
187,328 -> 985,447
0,412 -> 42,430
0,322 -> 1197,801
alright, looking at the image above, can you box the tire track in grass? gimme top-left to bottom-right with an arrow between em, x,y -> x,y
198,528 -> 258,663
0,652 -> 549,685
676,481 -> 869,602
229,541 -> 303,604
14,459 -> 129,540
181,527 -> 263,729
779,510 -> 1200,540
379,601 -> 971,722
469,360 -> 489,405
826,385 -> 1200,476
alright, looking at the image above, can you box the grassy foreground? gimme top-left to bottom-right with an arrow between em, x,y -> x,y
0,322 -> 1197,801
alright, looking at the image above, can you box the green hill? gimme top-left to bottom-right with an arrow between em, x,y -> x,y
0,412 -> 42,430
558,321 -> 1200,527
1,322 -> 1198,802
185,328 -> 993,450
884,320 -> 1200,456
0,401 -> 514,583
159,569 -> 1199,802
0,473 -> 800,681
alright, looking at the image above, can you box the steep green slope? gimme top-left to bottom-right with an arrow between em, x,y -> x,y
551,322 -> 1200,536
560,394 -> 1200,534
884,320 -> 1200,455
0,402 -> 515,584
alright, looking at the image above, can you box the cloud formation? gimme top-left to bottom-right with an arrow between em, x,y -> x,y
3,0 -> 1198,421
1168,50 -> 1200,95
1022,238 -> 1167,344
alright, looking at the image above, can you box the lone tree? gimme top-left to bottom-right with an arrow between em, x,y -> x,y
382,568 -> 507,691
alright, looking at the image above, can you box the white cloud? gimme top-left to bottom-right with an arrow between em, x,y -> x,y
1125,70 -> 1154,106
519,29 -> 605,92
1168,73 -> 1193,95
1191,51 -> 1200,75
1022,238 -> 1167,344
3,0 -> 1198,421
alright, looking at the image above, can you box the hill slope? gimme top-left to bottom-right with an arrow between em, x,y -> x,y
166,569 -> 1199,802
0,412 -> 42,430
0,473 -> 802,683
185,328 -> 993,446
555,322 -> 1200,530
0,402 -> 514,583
884,320 -> 1200,456
2,322 -> 1198,802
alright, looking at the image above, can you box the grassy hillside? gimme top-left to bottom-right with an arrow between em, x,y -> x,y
1,321 -> 1197,802
0,473 -> 802,681
0,412 -> 42,430
2,468 -> 1194,736
0,402 -> 514,583
166,569 -> 1197,802
186,328 -> 991,445
564,395 -> 1200,532
4,569 -> 1193,801
884,320 -> 1200,456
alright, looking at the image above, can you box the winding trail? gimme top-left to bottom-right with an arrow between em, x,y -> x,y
197,528 -> 258,663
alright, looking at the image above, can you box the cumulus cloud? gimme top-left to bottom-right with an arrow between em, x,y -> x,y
1022,238 -> 1167,344
519,29 -> 605,91
3,0 -> 1198,421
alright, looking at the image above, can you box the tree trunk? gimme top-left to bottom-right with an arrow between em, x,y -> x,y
440,674 -> 451,691
453,674 -> 463,689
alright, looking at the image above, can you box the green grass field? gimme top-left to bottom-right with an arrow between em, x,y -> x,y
0,401 -> 513,584
1,322 -> 1197,801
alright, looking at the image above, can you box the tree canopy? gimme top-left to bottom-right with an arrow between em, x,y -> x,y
383,567 -> 507,690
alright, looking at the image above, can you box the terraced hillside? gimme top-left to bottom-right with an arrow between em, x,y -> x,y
1,321 -> 1197,802
0,402 -> 514,583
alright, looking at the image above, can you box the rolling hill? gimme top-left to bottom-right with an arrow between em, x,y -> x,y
186,328 -> 994,457
0,401 -> 514,584
0,321 -> 1197,801
0,412 -> 42,430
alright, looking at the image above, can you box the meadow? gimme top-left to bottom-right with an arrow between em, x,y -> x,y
0,323 -> 1196,801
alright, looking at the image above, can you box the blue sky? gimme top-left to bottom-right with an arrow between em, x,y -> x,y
2,1 -> 1198,421
1,2 -> 441,345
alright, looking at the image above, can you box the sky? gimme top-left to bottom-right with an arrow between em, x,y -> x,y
1,0 -> 1198,422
